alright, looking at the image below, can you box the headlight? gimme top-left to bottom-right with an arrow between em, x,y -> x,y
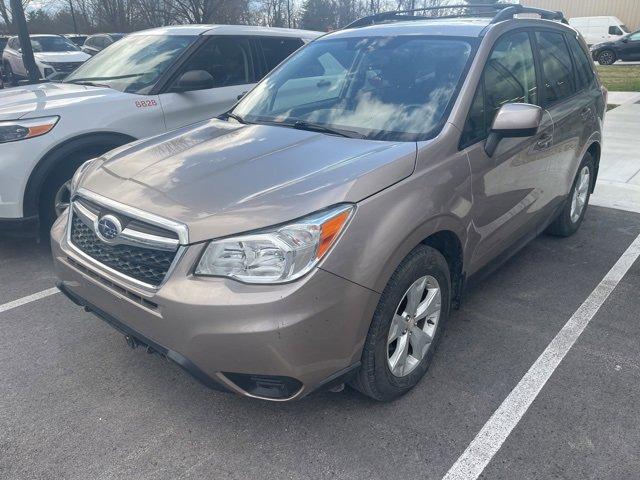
70,158 -> 97,195
195,204 -> 354,284
0,116 -> 59,143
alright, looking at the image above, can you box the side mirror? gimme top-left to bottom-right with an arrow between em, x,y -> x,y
621,37 -> 629,43
485,103 -> 542,157
173,70 -> 214,93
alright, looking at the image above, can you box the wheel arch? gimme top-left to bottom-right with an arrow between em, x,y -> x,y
422,230 -> 465,309
23,132 -> 137,218
585,141 -> 601,193
368,216 -> 467,305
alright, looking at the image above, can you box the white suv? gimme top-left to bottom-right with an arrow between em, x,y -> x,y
2,34 -> 91,84
0,25 -> 319,230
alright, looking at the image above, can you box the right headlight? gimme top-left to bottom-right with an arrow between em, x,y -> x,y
70,158 -> 98,195
195,204 -> 354,284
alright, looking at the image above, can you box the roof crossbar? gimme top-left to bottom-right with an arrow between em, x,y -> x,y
344,3 -> 568,29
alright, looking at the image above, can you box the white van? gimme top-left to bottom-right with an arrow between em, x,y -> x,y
569,16 -> 629,45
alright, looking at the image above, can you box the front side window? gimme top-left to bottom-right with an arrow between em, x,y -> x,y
233,36 -> 473,141
609,26 -> 623,36
535,31 -> 575,104
566,34 -> 594,90
461,31 -> 537,146
629,31 -> 640,41
31,36 -> 79,52
65,35 -> 195,94
172,37 -> 254,89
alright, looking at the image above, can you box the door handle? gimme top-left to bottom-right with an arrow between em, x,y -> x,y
317,79 -> 331,88
580,107 -> 592,120
535,133 -> 553,150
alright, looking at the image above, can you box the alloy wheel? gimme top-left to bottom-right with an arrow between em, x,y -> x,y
599,51 -> 614,65
387,275 -> 441,377
570,166 -> 590,223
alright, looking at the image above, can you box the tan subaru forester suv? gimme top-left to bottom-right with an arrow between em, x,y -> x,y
52,4 -> 605,401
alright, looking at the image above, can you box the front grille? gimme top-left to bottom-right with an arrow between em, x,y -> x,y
70,216 -> 176,287
52,61 -> 83,73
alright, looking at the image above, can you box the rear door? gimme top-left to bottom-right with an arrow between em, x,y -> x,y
159,36 -> 258,130
6,38 -> 26,76
533,29 -> 593,208
462,30 -> 555,272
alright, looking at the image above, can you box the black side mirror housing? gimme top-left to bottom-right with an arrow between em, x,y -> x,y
485,103 -> 543,157
173,70 -> 215,93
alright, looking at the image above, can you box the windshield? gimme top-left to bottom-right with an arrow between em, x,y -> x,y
232,36 -> 473,141
621,25 -> 630,33
65,34 -> 195,94
31,36 -> 79,52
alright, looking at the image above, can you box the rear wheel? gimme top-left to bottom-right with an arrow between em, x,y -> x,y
597,50 -> 616,65
546,153 -> 594,237
4,62 -> 16,86
350,245 -> 450,401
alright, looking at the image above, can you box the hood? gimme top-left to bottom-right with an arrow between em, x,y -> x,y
0,82 -> 118,120
34,51 -> 90,63
82,119 -> 417,243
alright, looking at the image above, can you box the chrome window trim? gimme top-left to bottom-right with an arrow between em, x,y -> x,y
76,187 -> 189,244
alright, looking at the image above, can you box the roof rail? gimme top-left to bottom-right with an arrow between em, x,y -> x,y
490,4 -> 568,24
343,2 -> 567,29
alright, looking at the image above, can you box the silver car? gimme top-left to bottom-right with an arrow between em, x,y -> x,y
52,5 -> 605,401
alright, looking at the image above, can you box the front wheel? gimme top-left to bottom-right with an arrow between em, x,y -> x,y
546,154 -> 594,237
597,50 -> 616,65
350,245 -> 450,401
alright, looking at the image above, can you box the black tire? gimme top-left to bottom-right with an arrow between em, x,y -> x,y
4,62 -> 16,86
545,153 -> 595,237
39,145 -> 115,232
597,50 -> 616,65
350,245 -> 451,401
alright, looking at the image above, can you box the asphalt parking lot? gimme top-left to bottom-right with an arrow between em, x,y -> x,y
1,205 -> 639,480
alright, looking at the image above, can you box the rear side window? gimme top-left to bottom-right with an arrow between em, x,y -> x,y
260,37 -> 304,72
535,31 -> 575,104
565,34 -> 595,90
461,31 -> 537,147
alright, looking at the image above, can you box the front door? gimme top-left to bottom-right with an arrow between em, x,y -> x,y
160,36 -> 257,131
617,31 -> 640,61
462,30 -> 555,272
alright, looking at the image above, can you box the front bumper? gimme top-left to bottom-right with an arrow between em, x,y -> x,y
51,212 -> 379,401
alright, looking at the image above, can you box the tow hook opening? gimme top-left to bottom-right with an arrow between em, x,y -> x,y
125,334 -> 161,357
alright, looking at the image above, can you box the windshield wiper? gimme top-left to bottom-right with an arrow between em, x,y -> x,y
66,73 -> 145,84
292,120 -> 366,139
69,80 -> 110,88
220,112 -> 248,124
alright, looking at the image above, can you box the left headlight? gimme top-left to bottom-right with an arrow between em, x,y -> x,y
195,204 -> 354,284
0,116 -> 59,143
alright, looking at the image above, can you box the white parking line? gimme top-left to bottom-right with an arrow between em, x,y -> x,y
0,287 -> 59,314
443,233 -> 640,480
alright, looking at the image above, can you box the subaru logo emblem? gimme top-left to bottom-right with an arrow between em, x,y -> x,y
96,214 -> 122,243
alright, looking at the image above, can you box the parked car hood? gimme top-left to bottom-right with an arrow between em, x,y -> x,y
34,51 -> 90,63
0,82 -> 118,120
81,119 -> 417,243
